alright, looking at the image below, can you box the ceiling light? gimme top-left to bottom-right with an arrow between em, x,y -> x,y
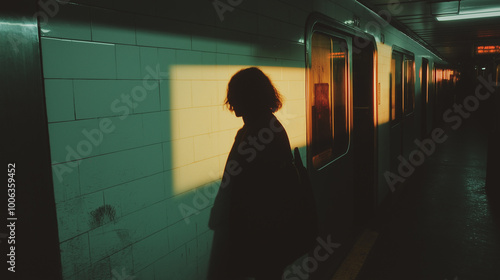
436,8 -> 500,21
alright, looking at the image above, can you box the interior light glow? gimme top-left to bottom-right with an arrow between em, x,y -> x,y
330,52 -> 345,58
436,8 -> 500,21
476,45 -> 500,54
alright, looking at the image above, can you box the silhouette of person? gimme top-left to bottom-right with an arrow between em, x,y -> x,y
207,67 -> 298,280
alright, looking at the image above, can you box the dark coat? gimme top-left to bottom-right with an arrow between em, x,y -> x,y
207,112 -> 297,279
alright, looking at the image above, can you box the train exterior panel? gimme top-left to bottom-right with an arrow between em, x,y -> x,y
4,0 -> 453,278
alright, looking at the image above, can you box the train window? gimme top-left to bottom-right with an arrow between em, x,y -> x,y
404,58 -> 415,115
310,32 -> 349,169
391,49 -> 414,123
496,64 -> 500,85
391,52 -> 403,122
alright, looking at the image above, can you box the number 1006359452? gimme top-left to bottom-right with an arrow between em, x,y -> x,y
7,163 -> 16,216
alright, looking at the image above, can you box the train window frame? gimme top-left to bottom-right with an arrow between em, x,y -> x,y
391,51 -> 403,123
422,58 -> 429,105
496,64 -> 500,85
404,57 -> 415,116
306,28 -> 352,170
390,47 -> 415,124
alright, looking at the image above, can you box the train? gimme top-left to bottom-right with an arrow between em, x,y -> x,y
2,0 -> 464,279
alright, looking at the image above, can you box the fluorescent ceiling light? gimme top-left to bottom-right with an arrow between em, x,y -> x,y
0,22 -> 36,27
436,8 -> 500,21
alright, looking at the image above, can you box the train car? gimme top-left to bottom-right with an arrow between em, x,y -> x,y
2,0 -> 460,279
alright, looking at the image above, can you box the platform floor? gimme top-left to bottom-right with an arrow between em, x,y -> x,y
355,109 -> 500,280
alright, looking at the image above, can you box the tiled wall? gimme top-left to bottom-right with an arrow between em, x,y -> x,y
42,0 -> 309,279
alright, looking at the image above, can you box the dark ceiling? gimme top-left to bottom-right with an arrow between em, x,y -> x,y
357,0 -> 500,66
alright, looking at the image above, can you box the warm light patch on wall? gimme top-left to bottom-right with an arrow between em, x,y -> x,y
168,65 -> 307,194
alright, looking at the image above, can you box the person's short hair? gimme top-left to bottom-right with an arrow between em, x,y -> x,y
224,67 -> 283,115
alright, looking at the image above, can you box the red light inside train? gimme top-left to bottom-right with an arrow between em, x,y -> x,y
330,52 -> 345,58
476,45 -> 500,54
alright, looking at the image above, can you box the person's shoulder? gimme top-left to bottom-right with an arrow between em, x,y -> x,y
236,124 -> 249,136
269,116 -> 288,135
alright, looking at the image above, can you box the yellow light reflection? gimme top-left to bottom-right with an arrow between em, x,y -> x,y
373,49 -> 378,129
376,43 -> 392,125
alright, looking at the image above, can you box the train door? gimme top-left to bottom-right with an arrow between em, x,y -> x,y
421,58 -> 429,137
403,55 -> 416,156
307,28 -> 353,241
390,51 -> 404,172
428,64 -> 437,130
434,67 -> 443,125
390,48 -> 415,177
497,64 -> 500,85
352,39 -> 377,231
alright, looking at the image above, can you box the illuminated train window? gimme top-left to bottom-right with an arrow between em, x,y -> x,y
476,45 -> 500,54
497,64 -> 500,85
391,49 -> 415,123
391,52 -> 403,122
404,57 -> 415,115
309,32 -> 349,169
